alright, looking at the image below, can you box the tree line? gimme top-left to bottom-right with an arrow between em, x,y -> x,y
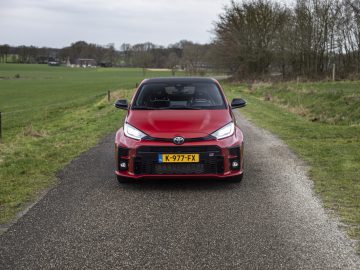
2,0 -> 360,80
0,44 -> 60,64
0,40 -> 211,75
213,0 -> 360,79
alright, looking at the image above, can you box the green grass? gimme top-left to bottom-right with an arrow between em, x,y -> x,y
0,64 -> 178,131
0,63 -> 183,224
247,81 -> 360,125
1,64 -> 359,251
224,82 -> 360,246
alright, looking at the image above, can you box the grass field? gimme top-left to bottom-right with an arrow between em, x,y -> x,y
225,81 -> 360,247
1,64 -> 359,251
0,64 -> 177,111
0,64 -> 181,224
247,81 -> 360,125
0,64 -> 179,132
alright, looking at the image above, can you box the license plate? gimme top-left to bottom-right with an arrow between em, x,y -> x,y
158,154 -> 200,163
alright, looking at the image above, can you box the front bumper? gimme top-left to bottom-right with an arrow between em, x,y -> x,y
115,127 -> 244,180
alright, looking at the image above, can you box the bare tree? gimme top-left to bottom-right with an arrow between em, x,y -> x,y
132,43 -> 156,75
167,52 -> 180,75
213,0 -> 290,78
211,0 -> 360,79
0,44 -> 10,62
182,42 -> 208,75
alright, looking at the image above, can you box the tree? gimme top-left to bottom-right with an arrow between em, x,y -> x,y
182,42 -> 210,75
120,43 -> 132,66
132,43 -> 156,75
103,43 -> 117,66
213,0 -> 290,78
0,44 -> 10,62
167,52 -> 180,75
211,0 -> 360,79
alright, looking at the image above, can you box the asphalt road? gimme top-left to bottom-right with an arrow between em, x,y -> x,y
1,113 -> 359,269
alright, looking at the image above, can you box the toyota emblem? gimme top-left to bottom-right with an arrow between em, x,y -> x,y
173,136 -> 185,145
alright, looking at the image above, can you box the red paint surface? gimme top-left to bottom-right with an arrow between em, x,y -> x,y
115,78 -> 245,180
127,110 -> 232,139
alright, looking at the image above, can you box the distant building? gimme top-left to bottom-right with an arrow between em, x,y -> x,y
75,58 -> 97,67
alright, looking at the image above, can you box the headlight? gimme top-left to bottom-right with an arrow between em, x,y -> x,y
211,122 -> 235,139
124,123 -> 147,140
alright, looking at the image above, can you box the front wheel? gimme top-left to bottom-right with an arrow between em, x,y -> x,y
116,174 -> 131,184
228,173 -> 243,183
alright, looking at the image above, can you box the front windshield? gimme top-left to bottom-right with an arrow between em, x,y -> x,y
132,82 -> 227,110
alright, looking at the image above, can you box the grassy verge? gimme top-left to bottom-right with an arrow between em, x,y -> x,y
0,64 -> 186,224
224,82 -> 360,245
0,90 -> 132,223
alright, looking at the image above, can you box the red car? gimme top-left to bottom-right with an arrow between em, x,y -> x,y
114,77 -> 246,183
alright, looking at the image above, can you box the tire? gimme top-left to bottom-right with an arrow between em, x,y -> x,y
116,174 -> 131,184
228,173 -> 243,183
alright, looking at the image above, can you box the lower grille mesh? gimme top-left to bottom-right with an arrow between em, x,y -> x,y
155,164 -> 205,175
135,146 -> 224,175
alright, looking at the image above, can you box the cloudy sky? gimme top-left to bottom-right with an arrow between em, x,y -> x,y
0,0 -> 237,48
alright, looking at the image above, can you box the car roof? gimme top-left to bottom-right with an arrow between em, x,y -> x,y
141,77 -> 218,84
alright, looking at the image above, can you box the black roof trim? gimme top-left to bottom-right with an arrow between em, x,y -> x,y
141,77 -> 218,84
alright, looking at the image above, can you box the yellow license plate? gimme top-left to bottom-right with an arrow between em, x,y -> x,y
159,154 -> 200,163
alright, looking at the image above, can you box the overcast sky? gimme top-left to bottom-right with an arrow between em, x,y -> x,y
0,0 -> 238,48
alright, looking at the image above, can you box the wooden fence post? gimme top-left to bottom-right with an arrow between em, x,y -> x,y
107,91 -> 111,102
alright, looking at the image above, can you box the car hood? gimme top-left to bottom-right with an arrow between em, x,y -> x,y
127,110 -> 232,139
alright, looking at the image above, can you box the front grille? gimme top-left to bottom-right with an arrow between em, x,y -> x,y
137,146 -> 221,154
155,164 -> 205,174
142,135 -> 215,143
135,146 -> 224,175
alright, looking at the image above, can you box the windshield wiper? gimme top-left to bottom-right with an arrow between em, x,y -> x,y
132,106 -> 156,110
133,106 -> 176,110
168,106 -> 202,110
132,106 -> 202,110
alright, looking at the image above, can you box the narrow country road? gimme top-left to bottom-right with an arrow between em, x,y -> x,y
1,113 -> 359,269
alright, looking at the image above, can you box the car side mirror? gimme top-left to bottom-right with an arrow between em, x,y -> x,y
114,99 -> 128,110
231,98 -> 247,109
